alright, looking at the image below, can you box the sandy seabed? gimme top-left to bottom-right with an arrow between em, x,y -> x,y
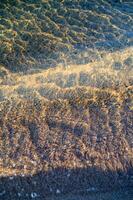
0,0 -> 133,199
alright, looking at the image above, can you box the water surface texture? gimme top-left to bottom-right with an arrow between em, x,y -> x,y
0,0 -> 133,72
0,1 -> 133,200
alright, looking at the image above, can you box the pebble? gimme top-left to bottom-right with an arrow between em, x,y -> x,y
87,187 -> 97,192
18,193 -> 21,197
31,192 -> 38,198
12,163 -> 16,167
56,189 -> 61,194
9,177 -> 14,180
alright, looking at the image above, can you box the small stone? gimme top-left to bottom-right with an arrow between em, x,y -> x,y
56,189 -> 61,194
87,187 -> 97,192
18,193 -> 21,197
21,174 -> 25,177
31,192 -> 38,198
9,177 -> 14,180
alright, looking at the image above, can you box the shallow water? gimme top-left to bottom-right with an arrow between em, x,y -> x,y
0,1 -> 133,200
0,0 -> 133,72
0,1 -> 133,100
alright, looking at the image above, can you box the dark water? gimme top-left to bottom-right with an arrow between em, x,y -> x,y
48,189 -> 133,200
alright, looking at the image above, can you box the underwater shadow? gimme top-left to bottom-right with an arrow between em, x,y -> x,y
0,166 -> 133,200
